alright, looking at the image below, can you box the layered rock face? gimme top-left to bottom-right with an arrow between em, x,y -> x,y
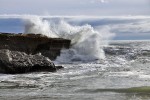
0,33 -> 71,74
0,33 -> 71,60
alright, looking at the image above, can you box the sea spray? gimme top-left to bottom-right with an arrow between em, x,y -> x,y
55,20 -> 106,62
22,16 -> 115,62
23,16 -> 58,38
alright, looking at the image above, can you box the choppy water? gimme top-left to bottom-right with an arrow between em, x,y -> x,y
0,41 -> 150,100
0,16 -> 150,100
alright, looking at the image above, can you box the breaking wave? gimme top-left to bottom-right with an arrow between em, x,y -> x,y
23,16 -> 115,62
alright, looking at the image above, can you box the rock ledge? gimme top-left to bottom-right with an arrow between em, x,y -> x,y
0,33 -> 70,74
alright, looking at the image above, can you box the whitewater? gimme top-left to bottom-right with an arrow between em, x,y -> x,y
23,16 -> 114,61
0,15 -> 150,100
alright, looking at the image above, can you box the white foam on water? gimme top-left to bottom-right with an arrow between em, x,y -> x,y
107,71 -> 143,77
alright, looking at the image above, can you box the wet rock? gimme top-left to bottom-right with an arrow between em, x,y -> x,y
0,49 -> 62,74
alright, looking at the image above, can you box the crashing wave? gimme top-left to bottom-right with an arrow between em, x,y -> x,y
23,16 -> 115,62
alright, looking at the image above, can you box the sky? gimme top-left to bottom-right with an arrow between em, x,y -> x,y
0,0 -> 150,40
0,0 -> 150,16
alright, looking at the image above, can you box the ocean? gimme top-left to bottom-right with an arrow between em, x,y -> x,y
0,15 -> 150,100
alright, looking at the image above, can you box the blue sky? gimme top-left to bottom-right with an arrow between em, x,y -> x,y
0,0 -> 150,16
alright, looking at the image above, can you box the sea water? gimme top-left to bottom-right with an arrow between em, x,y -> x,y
0,15 -> 150,100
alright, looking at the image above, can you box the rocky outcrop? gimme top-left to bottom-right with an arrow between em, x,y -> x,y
0,33 -> 71,60
0,33 -> 70,74
0,49 -> 63,74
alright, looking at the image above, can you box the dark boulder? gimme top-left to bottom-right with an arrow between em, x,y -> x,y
0,49 -> 63,74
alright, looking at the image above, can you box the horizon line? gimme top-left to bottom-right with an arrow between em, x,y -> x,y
0,14 -> 150,19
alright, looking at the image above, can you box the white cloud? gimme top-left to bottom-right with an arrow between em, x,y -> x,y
90,0 -> 108,4
99,0 -> 107,3
112,20 -> 150,33
0,0 -> 149,15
